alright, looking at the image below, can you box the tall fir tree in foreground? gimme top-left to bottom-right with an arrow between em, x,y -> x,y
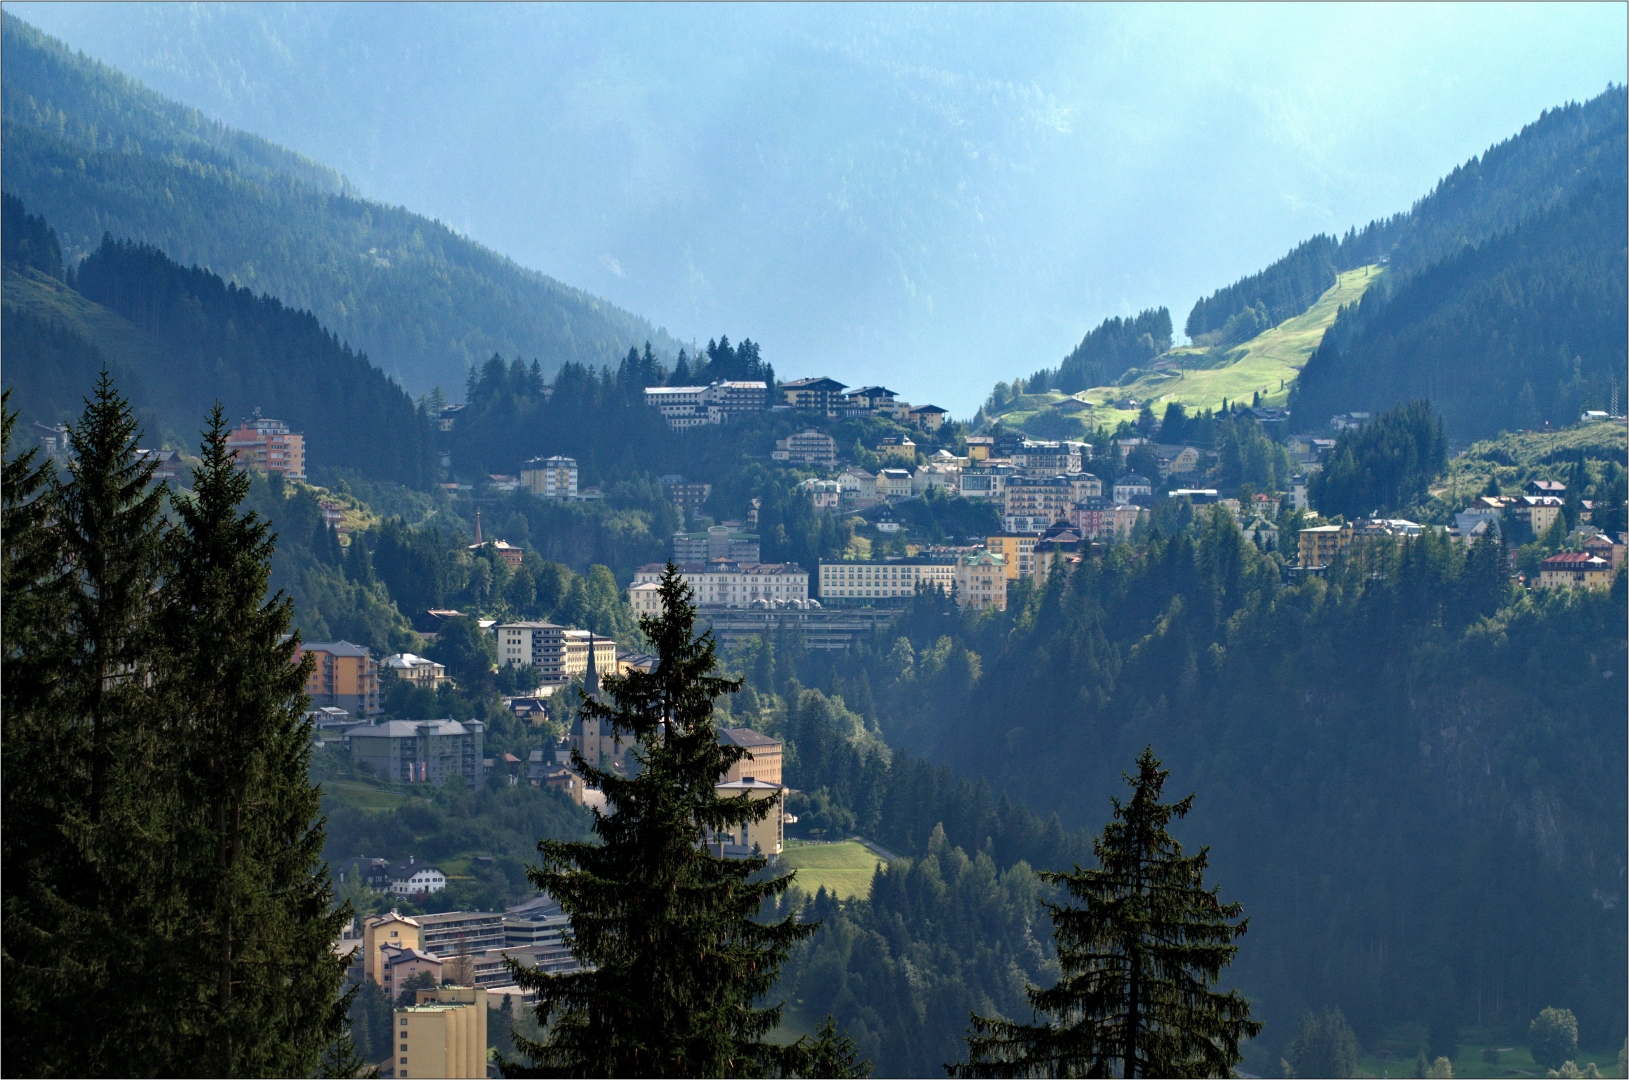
159,405 -> 350,1075
955,747 -> 1260,1079
503,564 -> 865,1078
2,374 -> 176,1075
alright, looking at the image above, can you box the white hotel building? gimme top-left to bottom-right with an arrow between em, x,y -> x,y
630,561 -> 809,611
817,558 -> 956,603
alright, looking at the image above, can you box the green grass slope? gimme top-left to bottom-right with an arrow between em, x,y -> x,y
780,839 -> 886,900
987,265 -> 1385,434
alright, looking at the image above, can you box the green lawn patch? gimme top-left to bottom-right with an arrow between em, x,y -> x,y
780,839 -> 885,900
320,779 -> 415,811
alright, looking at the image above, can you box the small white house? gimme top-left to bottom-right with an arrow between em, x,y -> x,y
387,859 -> 446,897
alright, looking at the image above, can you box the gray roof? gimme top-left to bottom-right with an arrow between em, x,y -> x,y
345,719 -> 475,738
301,640 -> 371,657
718,727 -> 780,750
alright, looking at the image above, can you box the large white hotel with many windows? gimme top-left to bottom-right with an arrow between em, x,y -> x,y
630,561 -> 809,612
817,558 -> 956,603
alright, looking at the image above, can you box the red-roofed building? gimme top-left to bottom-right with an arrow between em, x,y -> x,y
1536,551 -> 1614,591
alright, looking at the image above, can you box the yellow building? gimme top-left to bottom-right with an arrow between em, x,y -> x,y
985,535 -> 1038,580
817,558 -> 956,601
956,550 -> 1008,611
718,727 -> 783,785
1537,552 -> 1614,590
563,631 -> 618,680
363,911 -> 421,987
395,986 -> 487,1078
712,779 -> 785,857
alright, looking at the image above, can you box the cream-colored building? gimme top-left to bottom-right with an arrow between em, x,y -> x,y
818,559 -> 955,602
383,653 -> 449,688
631,561 -> 808,609
956,551 -> 1008,611
563,631 -> 618,680
396,986 -> 487,1078
520,456 -> 578,498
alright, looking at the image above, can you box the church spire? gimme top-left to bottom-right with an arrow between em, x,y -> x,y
584,631 -> 601,702
474,507 -> 483,545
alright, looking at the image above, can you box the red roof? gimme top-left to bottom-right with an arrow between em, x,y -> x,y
1540,552 -> 1609,569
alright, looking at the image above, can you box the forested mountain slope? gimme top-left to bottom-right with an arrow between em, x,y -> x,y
3,199 -> 434,487
0,13 -> 678,395
824,522 -> 1623,1068
1290,177 -> 1627,440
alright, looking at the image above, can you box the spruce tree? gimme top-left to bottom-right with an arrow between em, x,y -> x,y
502,565 -> 855,1078
159,405 -> 350,1075
3,374 -> 175,1074
956,747 -> 1261,1079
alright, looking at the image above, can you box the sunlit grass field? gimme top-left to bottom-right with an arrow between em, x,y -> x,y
780,839 -> 886,900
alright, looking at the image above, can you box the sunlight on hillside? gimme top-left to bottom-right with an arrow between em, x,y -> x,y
1078,264 -> 1386,427
780,839 -> 886,900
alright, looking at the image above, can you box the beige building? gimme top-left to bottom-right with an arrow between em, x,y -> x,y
363,911 -> 422,987
956,551 -> 1008,611
295,640 -> 381,717
520,456 -> 578,498
563,631 -> 618,681
395,986 -> 488,1078
1298,524 -> 1350,567
226,415 -> 305,480
494,622 -> 570,684
701,728 -> 787,859
818,558 -> 956,602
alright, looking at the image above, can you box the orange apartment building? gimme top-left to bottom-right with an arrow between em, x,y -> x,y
296,640 -> 381,716
226,414 -> 306,480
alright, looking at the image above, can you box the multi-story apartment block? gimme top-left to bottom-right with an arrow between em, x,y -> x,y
818,557 -> 956,602
781,377 -> 848,415
226,414 -> 305,480
296,640 -> 381,716
645,381 -> 769,430
712,727 -> 787,858
396,986 -> 488,1079
346,719 -> 485,787
563,631 -> 618,681
520,456 -> 578,498
1113,474 -> 1153,502
838,467 -> 879,504
959,463 -> 1018,500
1073,496 -> 1116,540
877,436 -> 917,463
799,478 -> 842,509
909,404 -> 949,432
773,429 -> 839,467
984,535 -> 1040,580
877,468 -> 914,499
1537,552 -> 1615,589
416,910 -> 507,957
658,474 -> 713,520
956,550 -> 1008,611
495,622 -> 570,684
839,386 -> 900,417
1298,524 -> 1350,567
1003,476 -> 1097,533
674,526 -> 761,564
963,436 -> 994,461
362,911 -> 422,986
1013,440 -> 1085,477
632,561 -> 809,609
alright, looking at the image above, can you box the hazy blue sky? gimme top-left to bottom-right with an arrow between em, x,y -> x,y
13,2 -> 1626,412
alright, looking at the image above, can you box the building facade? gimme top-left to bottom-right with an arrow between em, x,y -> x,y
780,376 -> 848,415
773,429 -> 839,467
519,456 -> 578,498
632,561 -> 809,608
396,986 -> 488,1079
346,719 -> 485,787
956,551 -> 1008,611
296,640 -> 381,716
674,526 -> 761,564
494,622 -> 569,684
984,535 -> 1039,580
383,652 -> 449,688
645,381 -> 768,429
659,474 -> 713,519
1537,551 -> 1614,590
818,557 -> 956,602
226,415 -> 305,480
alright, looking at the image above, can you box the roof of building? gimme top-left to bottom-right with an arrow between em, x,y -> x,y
639,561 -> 806,575
963,550 -> 1007,567
782,376 -> 848,391
1540,552 -> 1611,569
718,727 -> 781,750
386,861 -> 444,880
300,640 -> 371,657
383,652 -> 441,669
912,403 -> 949,414
1117,474 -> 1152,486
366,910 -> 421,928
715,777 -> 787,792
345,718 -> 478,738
508,893 -> 566,920
379,945 -> 441,965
